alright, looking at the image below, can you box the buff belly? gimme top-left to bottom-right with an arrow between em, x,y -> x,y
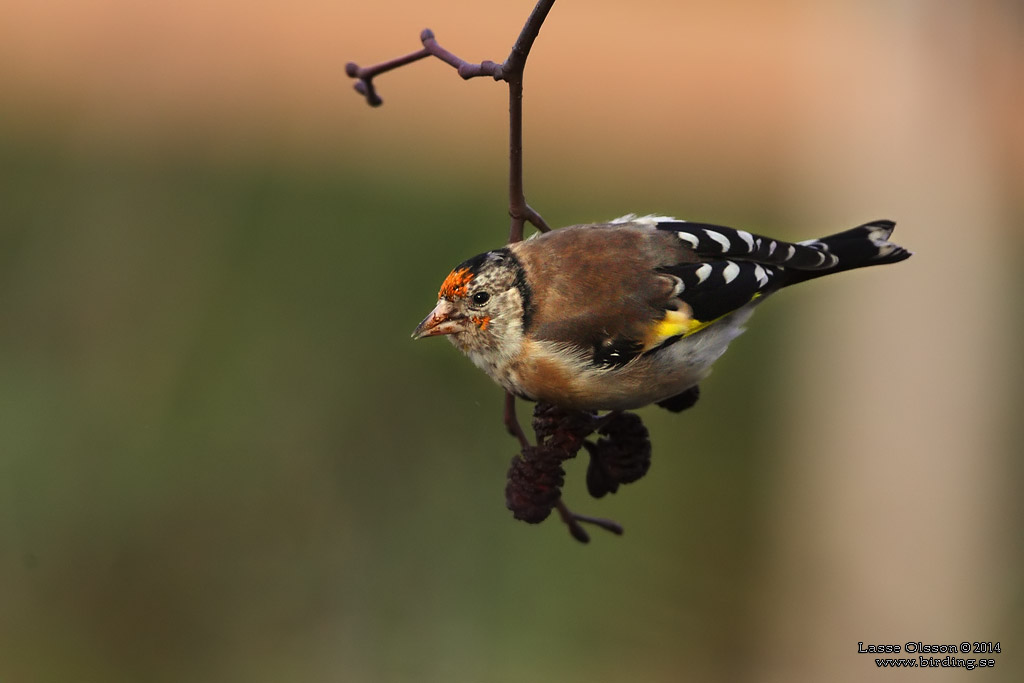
504,306 -> 757,411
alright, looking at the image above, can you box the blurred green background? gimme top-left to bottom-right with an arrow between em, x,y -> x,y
1,2 -> 1021,682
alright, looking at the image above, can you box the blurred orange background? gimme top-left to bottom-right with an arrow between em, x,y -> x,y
1,1 -> 1021,682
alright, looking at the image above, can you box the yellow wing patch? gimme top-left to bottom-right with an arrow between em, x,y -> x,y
645,292 -> 764,350
654,309 -> 702,338
643,308 -> 703,351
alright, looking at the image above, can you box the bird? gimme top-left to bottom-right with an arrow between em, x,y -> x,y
412,215 -> 911,412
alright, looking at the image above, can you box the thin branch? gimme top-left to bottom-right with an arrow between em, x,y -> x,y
504,0 -> 557,75
345,48 -> 430,107
556,500 -> 625,544
345,27 -> 506,106
504,392 -> 531,449
345,1 -> 555,243
349,2 -> 631,543
501,1 -> 556,242
420,30 -> 504,79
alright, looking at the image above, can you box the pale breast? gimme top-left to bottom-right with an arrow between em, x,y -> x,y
507,306 -> 757,411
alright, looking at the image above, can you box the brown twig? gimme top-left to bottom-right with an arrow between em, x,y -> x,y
346,0 -> 555,492
344,29 -> 505,106
504,392 -> 530,449
345,2 -> 554,242
502,0 -> 556,243
556,500 -> 626,543
350,2 -> 631,543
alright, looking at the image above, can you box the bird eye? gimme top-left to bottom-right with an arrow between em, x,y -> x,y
472,291 -> 490,305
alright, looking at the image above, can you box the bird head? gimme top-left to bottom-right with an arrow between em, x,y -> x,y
412,249 -> 529,362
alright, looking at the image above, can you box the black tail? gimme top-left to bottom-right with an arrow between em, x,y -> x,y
653,218 -> 911,314
781,220 -> 911,286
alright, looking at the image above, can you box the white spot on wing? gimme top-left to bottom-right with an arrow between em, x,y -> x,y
768,240 -> 777,256
612,213 -> 679,226
695,263 -> 712,283
868,226 -> 897,257
676,231 -> 700,248
813,251 -> 826,266
868,227 -> 891,244
753,264 -> 769,287
704,229 -> 732,252
785,245 -> 796,261
642,214 -> 679,224
736,230 -> 755,252
722,261 -> 740,284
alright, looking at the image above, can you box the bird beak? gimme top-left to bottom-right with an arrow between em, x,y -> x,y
411,300 -> 464,339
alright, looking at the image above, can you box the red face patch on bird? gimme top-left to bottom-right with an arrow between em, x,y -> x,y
439,267 -> 474,300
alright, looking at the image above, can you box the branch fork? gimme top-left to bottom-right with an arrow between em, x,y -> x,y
349,1 -> 644,543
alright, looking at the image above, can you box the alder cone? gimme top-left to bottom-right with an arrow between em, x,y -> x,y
505,445 -> 566,523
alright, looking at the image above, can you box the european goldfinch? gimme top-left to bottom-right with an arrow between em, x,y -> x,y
412,215 -> 910,411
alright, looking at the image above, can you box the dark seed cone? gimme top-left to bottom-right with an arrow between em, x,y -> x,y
584,441 -> 616,499
531,402 -> 597,455
584,411 -> 652,499
505,445 -> 566,523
